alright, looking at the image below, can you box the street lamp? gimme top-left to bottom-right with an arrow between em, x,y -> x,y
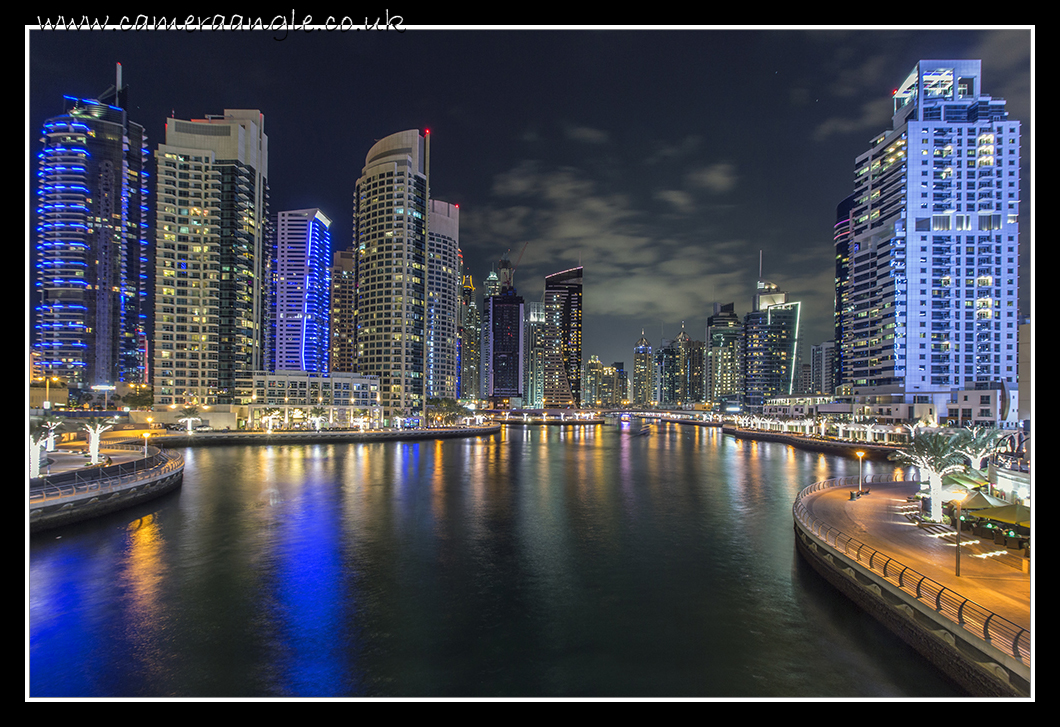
951,490 -> 967,577
856,451 -> 865,492
143,432 -> 151,458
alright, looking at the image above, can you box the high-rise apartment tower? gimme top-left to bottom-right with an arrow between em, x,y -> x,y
152,109 -> 269,406
841,60 -> 1021,421
352,129 -> 430,422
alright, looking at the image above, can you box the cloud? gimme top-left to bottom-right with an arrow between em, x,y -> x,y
564,125 -> 609,144
812,96 -> 893,142
686,163 -> 737,194
654,189 -> 695,214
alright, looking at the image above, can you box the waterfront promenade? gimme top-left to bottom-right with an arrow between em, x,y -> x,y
798,479 -> 1030,631
795,476 -> 1031,696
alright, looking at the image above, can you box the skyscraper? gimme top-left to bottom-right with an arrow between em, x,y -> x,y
706,303 -> 743,410
426,199 -> 460,400
482,252 -> 525,408
352,129 -> 430,422
541,266 -> 583,408
35,65 -> 148,393
632,332 -> 653,405
272,208 -> 332,373
152,109 -> 269,407
458,274 -> 481,401
330,249 -> 358,373
523,300 -> 546,409
841,60 -> 1021,421
743,280 -> 800,412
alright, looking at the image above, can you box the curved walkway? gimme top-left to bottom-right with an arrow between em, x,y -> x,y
798,479 -> 1030,632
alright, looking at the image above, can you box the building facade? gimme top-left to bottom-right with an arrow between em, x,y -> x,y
458,274 -> 481,401
35,66 -> 149,393
541,266 -> 583,408
352,129 -> 430,422
743,281 -> 801,412
426,199 -> 460,400
272,208 -> 332,373
329,249 -> 358,373
632,332 -> 653,405
152,109 -> 270,407
841,60 -> 1021,423
706,303 -> 743,411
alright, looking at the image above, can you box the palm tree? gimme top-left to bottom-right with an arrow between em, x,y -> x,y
29,421 -> 49,479
890,430 -> 966,522
41,414 -> 66,452
178,405 -> 201,434
262,407 -> 283,433
308,406 -> 328,431
81,416 -> 117,465
953,425 -> 1008,471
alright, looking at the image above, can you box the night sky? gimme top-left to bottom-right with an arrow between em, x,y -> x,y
27,25 -> 1033,375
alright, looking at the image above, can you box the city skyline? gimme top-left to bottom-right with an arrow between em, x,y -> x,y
27,26 -> 1033,376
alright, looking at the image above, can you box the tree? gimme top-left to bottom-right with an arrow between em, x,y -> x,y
41,415 -> 66,452
178,406 -> 201,434
29,421 -> 49,479
123,386 -> 154,409
953,425 -> 1008,471
308,406 -> 328,431
81,416 -> 117,465
427,398 -> 471,426
890,430 -> 966,522
262,407 -> 283,433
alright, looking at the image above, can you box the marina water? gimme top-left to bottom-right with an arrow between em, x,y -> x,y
29,422 -> 963,698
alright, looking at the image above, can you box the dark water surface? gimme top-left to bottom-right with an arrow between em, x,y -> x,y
29,423 -> 963,698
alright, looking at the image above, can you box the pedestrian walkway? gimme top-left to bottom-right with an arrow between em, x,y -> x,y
34,430 -> 152,478
799,480 -> 1031,631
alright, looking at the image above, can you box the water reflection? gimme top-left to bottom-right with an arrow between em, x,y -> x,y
29,424 -> 959,698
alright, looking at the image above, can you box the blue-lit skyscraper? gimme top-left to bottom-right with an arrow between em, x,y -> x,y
272,208 -> 332,373
34,64 -> 148,391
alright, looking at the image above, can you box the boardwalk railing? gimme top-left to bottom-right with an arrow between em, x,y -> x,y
793,474 -> 1030,669
29,448 -> 185,505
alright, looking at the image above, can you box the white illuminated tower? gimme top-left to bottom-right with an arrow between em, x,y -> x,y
841,60 -> 1021,422
353,129 -> 430,422
152,109 -> 269,407
272,208 -> 332,373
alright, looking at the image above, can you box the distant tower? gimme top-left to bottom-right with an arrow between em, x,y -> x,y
272,208 -> 332,373
330,249 -> 358,373
743,280 -> 800,412
707,303 -> 743,410
483,253 -> 525,408
459,274 -> 481,400
542,266 -> 583,408
426,199 -> 460,400
35,64 -> 149,392
632,332 -> 653,405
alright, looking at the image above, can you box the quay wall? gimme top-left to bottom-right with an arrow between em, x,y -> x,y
793,476 -> 1030,698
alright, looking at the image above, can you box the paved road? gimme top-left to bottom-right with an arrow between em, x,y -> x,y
800,480 -> 1031,631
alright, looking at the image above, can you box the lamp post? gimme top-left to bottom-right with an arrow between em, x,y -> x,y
143,432 -> 151,458
856,451 -> 865,492
951,490 -> 967,577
